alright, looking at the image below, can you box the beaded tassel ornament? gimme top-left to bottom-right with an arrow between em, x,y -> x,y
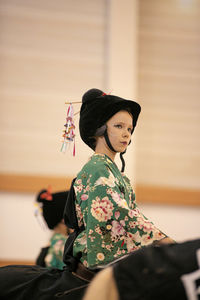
61,103 -> 76,156
34,186 -> 52,230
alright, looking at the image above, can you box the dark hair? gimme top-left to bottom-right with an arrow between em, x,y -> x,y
37,190 -> 69,229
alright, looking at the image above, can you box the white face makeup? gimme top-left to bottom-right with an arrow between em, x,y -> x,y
95,110 -> 133,160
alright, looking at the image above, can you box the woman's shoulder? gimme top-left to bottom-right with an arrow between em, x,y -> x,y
50,232 -> 67,243
76,154 -> 111,181
80,154 -> 110,172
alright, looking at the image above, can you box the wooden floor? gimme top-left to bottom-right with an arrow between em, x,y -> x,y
0,260 -> 35,267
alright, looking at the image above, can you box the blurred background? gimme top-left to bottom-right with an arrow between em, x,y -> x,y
0,0 -> 199,264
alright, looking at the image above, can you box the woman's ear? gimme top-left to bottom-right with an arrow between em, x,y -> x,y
95,124 -> 107,137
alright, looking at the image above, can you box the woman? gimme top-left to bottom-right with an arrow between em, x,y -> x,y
64,88 -> 173,271
0,88 -> 173,299
35,189 -> 70,269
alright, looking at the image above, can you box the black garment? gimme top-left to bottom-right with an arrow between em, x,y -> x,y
63,178 -> 85,272
36,246 -> 50,267
0,264 -> 88,300
113,239 -> 200,300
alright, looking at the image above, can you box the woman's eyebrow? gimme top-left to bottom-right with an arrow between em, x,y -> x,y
114,121 -> 133,128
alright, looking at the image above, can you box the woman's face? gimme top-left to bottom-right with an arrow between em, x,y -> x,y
95,110 -> 133,158
106,110 -> 133,152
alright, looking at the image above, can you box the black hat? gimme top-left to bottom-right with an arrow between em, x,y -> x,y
37,190 -> 69,229
79,88 -> 141,150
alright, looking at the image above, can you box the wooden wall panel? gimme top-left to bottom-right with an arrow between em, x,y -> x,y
136,0 -> 200,194
0,0 -> 106,177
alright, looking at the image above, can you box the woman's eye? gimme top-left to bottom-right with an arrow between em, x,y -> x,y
114,124 -> 122,129
128,128 -> 132,132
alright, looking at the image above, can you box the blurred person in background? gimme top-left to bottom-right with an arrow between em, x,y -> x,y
35,187 -> 71,269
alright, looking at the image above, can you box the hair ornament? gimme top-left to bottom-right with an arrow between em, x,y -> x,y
61,103 -> 76,156
34,202 -> 48,230
40,186 -> 52,201
102,90 -> 113,96
34,185 -> 53,230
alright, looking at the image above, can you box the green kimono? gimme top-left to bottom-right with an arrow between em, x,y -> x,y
45,233 -> 67,269
73,154 -> 166,268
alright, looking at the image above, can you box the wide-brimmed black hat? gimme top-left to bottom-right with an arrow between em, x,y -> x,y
37,190 -> 69,229
79,88 -> 141,150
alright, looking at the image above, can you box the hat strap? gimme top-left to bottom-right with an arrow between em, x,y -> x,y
104,129 -> 126,173
120,151 -> 126,173
103,129 -> 117,153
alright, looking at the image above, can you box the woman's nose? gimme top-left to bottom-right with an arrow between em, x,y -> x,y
122,129 -> 130,138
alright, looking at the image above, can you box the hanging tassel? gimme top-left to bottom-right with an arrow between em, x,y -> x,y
73,137 -> 75,156
34,202 -> 48,231
61,103 -> 76,156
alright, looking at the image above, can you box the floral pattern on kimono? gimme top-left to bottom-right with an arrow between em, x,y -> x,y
45,233 -> 67,269
73,154 -> 166,268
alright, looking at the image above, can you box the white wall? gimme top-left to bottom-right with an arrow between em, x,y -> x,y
139,203 -> 200,243
0,191 -> 199,261
0,192 -> 51,261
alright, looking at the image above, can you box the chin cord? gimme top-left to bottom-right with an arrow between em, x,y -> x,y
103,130 -> 116,152
120,151 -> 126,173
103,129 -> 126,173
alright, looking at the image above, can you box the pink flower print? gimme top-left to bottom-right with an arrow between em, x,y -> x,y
115,211 -> 120,220
140,233 -> 154,245
74,183 -> 83,194
111,192 -> 128,209
75,204 -> 83,227
120,220 -> 125,226
125,232 -> 140,252
153,230 -> 166,241
116,248 -> 122,255
143,220 -> 154,231
111,220 -> 125,238
107,188 -> 113,195
129,221 -> 137,228
81,194 -> 88,201
136,217 -> 145,230
76,179 -> 82,185
91,196 -> 114,222
105,245 -> 112,251
95,225 -> 102,235
128,209 -> 139,218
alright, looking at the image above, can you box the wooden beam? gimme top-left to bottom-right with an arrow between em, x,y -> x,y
0,173 -> 199,206
0,174 -> 73,193
136,184 -> 200,206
